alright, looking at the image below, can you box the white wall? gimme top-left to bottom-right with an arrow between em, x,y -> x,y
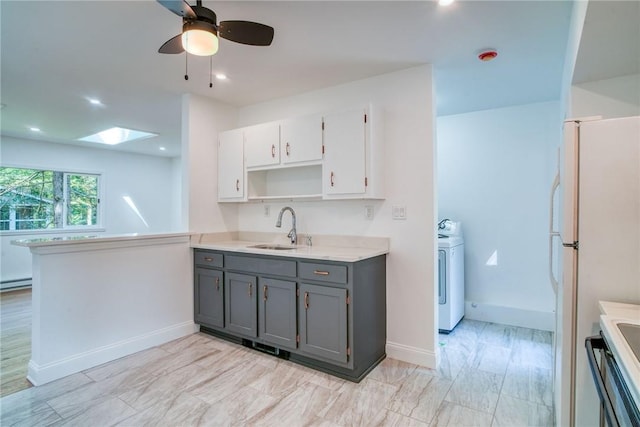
0,137 -> 181,285
437,101 -> 561,330
231,65 -> 439,366
571,74 -> 640,119
181,94 -> 240,232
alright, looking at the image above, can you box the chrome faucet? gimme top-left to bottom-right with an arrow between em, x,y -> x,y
276,206 -> 297,245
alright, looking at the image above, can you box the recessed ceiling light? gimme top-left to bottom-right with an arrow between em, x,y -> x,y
159,146 -> 166,151
78,127 -> 157,146
88,98 -> 103,105
29,127 -> 41,132
439,0 -> 454,6
215,74 -> 227,80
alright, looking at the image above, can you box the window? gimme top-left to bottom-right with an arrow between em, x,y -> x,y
0,167 -> 101,231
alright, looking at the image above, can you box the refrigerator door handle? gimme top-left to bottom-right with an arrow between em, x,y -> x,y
549,172 -> 561,294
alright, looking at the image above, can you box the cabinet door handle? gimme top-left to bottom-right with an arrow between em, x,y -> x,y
248,283 -> 252,298
204,257 -> 213,262
263,285 -> 268,301
271,144 -> 276,158
215,277 -> 220,291
286,142 -> 290,156
304,291 -> 309,309
330,171 -> 335,187
236,179 -> 240,192
313,270 -> 329,276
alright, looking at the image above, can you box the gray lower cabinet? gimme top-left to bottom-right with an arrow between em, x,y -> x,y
194,269 -> 224,329
193,249 -> 386,382
225,272 -> 258,337
298,283 -> 347,363
258,278 -> 297,350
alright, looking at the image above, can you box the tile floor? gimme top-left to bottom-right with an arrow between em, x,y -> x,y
0,319 -> 554,426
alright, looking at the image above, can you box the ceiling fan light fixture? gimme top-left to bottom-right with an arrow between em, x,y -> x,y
181,22 -> 219,56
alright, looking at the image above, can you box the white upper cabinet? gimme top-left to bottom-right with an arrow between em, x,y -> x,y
322,105 -> 384,199
218,128 -> 245,201
280,114 -> 323,165
217,105 -> 383,202
244,122 -> 280,168
323,107 -> 366,196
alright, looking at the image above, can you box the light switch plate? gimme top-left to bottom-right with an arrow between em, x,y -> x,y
392,205 -> 407,220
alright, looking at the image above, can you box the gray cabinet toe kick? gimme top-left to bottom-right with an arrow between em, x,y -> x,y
193,249 -> 387,382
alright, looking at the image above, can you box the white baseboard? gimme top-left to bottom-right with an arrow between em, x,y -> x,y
463,301 -> 555,331
27,321 -> 198,386
386,341 -> 437,369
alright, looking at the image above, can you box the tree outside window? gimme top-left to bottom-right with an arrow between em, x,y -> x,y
0,167 -> 101,231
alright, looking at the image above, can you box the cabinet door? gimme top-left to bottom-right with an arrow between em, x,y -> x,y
245,122 -> 280,168
322,107 -> 366,196
258,278 -> 297,349
281,114 -> 323,165
298,283 -> 348,364
194,268 -> 224,328
225,272 -> 257,337
218,129 -> 245,200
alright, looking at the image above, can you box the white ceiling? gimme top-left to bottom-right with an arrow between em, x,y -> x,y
0,1 -> 636,159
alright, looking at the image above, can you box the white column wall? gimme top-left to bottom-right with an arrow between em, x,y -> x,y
181,94 -> 239,232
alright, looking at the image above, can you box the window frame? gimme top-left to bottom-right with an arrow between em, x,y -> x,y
0,165 -> 105,235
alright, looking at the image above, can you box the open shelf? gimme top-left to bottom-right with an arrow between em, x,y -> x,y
247,164 -> 323,200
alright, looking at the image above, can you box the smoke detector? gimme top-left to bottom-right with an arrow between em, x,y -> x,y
478,50 -> 498,62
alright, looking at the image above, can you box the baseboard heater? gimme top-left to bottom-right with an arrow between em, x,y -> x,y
0,278 -> 32,290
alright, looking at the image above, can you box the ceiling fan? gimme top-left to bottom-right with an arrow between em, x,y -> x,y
157,0 -> 274,56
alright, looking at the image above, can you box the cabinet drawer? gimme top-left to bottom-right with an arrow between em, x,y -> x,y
194,251 -> 224,268
299,262 -> 347,284
226,255 -> 296,278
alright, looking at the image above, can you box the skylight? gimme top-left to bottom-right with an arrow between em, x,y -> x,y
78,127 -> 157,146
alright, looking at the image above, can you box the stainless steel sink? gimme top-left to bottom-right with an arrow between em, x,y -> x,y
248,244 -> 299,250
618,323 -> 640,362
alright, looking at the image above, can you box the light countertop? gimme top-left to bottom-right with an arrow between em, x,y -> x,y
191,231 -> 390,263
11,231 -> 390,262
599,300 -> 640,409
11,232 -> 190,248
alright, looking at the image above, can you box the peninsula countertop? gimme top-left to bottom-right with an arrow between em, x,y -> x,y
191,232 -> 390,263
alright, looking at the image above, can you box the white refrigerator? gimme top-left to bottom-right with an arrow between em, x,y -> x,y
550,116 -> 640,426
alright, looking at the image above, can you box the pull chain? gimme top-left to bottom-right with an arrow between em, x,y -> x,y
209,56 -> 213,88
184,53 -> 189,80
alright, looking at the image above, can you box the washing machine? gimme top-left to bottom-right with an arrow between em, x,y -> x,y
438,221 -> 465,333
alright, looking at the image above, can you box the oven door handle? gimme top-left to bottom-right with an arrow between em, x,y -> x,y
585,335 -> 620,427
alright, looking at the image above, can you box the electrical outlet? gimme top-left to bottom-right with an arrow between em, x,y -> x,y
392,205 -> 407,220
364,205 -> 374,220
263,205 -> 270,217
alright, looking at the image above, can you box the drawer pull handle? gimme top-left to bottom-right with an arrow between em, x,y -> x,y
330,171 -> 335,187
304,291 -> 309,309
263,285 -> 268,301
286,142 -> 290,156
215,277 -> 220,291
204,257 -> 214,262
313,270 -> 330,276
248,283 -> 252,298
236,179 -> 240,192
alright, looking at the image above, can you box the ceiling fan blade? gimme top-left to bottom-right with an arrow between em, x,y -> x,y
218,21 -> 274,46
159,34 -> 184,54
157,0 -> 197,19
